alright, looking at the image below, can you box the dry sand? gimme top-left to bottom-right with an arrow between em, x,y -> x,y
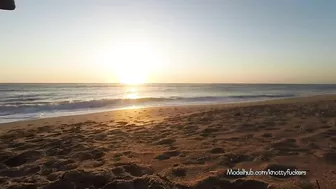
0,95 -> 335,189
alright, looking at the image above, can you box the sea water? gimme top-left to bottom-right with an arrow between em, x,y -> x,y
1,83 -> 336,123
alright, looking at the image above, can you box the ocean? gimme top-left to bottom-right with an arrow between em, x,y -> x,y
1,83 -> 336,123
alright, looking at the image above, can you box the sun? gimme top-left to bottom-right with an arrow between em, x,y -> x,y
99,38 -> 164,85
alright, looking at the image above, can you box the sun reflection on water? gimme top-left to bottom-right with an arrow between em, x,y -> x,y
124,87 -> 139,99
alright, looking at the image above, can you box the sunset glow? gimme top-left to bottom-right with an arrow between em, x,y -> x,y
99,38 -> 164,84
1,1 -> 336,84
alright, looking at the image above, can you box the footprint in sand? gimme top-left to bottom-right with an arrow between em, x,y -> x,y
323,151 -> 336,164
219,153 -> 253,167
112,163 -> 154,177
171,167 -> 187,177
262,133 -> 273,138
0,165 -> 41,178
93,133 -> 107,141
3,150 -> 43,167
270,138 -> 307,156
0,151 -> 16,162
43,158 -> 78,172
320,129 -> 336,138
56,170 -> 109,189
71,151 -> 95,161
209,147 -> 225,154
154,138 -> 176,145
155,150 -> 181,160
47,172 -> 62,181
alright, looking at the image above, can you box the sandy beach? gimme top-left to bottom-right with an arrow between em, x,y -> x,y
0,95 -> 335,189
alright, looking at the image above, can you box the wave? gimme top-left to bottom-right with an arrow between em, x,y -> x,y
0,97 -> 169,115
1,97 -> 42,103
0,94 -> 296,116
229,94 -> 296,99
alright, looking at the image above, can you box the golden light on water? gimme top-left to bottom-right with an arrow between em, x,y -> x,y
125,93 -> 139,99
124,87 -> 139,99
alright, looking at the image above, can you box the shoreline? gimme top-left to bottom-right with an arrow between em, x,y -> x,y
0,96 -> 287,125
1,94 -> 334,127
0,94 -> 336,131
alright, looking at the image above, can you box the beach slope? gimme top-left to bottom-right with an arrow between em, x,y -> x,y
0,95 -> 335,189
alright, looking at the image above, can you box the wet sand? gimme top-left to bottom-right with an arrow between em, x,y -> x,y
0,95 -> 335,189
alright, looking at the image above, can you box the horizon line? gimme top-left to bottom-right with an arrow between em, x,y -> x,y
0,82 -> 335,85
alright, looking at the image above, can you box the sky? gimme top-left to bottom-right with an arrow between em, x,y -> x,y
0,0 -> 335,84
